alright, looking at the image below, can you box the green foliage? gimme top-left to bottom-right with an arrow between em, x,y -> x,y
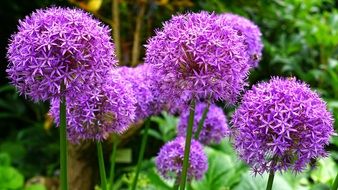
117,159 -> 172,190
118,140 -> 325,190
0,153 -> 24,190
191,147 -> 246,190
234,173 -> 294,190
310,157 -> 338,185
24,184 -> 46,190
115,149 -> 132,163
1,0 -> 337,189
149,111 -> 178,142
0,152 -> 11,166
197,0 -> 338,108
0,82 -> 58,179
0,123 -> 59,178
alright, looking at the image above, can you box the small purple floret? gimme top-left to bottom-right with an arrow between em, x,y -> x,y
155,137 -> 208,181
231,77 -> 334,174
177,103 -> 229,145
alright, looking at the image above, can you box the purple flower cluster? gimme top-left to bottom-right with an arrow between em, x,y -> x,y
145,12 -> 250,109
217,13 -> 263,67
156,137 -> 208,181
49,71 -> 136,142
231,77 -> 334,174
6,7 -> 116,101
177,103 -> 229,145
116,64 -> 164,121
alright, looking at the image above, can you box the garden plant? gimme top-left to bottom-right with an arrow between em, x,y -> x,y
0,0 -> 337,190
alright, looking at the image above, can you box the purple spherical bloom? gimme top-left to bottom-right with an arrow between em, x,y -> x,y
6,7 -> 116,101
116,64 -> 165,121
177,103 -> 229,145
231,77 -> 334,174
156,137 -> 208,181
49,71 -> 136,142
145,12 -> 250,109
217,13 -> 263,67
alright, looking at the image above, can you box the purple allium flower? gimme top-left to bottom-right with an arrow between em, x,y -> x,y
156,137 -> 208,181
116,64 -> 165,121
231,77 -> 334,174
49,71 -> 136,142
177,103 -> 229,145
145,12 -> 250,109
217,13 -> 263,67
6,7 -> 116,101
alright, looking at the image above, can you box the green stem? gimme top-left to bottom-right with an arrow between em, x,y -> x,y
331,173 -> 338,190
109,140 -> 119,190
131,119 -> 151,190
97,142 -> 107,190
173,184 -> 179,190
179,99 -> 196,190
194,102 -> 210,140
60,83 -> 68,190
172,177 -> 180,190
187,183 -> 192,190
266,169 -> 275,190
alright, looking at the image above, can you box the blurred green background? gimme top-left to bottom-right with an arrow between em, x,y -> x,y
0,0 -> 337,190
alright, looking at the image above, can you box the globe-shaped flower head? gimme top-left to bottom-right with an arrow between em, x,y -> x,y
231,77 -> 334,174
156,137 -> 208,181
177,103 -> 230,145
217,13 -> 263,67
49,71 -> 136,142
145,12 -> 250,109
116,64 -> 164,121
6,7 -> 116,101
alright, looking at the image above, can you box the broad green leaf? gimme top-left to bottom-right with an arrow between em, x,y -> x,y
115,149 -> 132,163
0,153 -> 11,167
145,169 -> 172,190
310,183 -> 330,190
281,171 -> 310,190
0,166 -> 24,190
192,147 -> 246,190
0,142 -> 26,162
147,129 -> 163,141
211,139 -> 237,156
310,157 -> 338,184
24,184 -> 47,190
150,111 -> 178,142
233,172 -> 293,190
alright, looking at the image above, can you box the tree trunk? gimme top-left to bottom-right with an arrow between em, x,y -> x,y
68,142 -> 97,190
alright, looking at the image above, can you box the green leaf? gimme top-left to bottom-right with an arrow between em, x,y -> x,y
145,169 -> 172,190
150,111 -> 178,142
115,149 -> 132,163
0,85 -> 15,93
0,166 -> 24,190
0,142 -> 26,163
233,172 -> 293,190
310,183 -> 330,190
281,171 -> 310,190
192,147 -> 246,190
0,153 -> 11,167
310,157 -> 338,184
211,139 -> 237,156
24,184 -> 47,190
147,129 -> 163,141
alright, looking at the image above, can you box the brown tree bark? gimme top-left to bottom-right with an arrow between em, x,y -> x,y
68,142 -> 98,190
66,121 -> 144,190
